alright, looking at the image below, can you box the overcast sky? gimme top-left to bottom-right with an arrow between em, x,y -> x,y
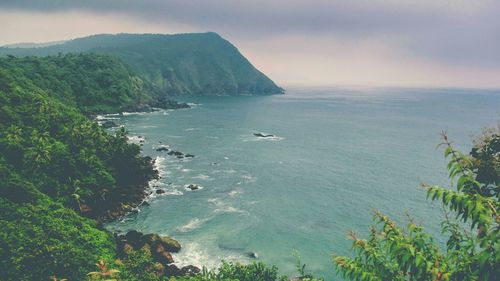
1,0 -> 499,88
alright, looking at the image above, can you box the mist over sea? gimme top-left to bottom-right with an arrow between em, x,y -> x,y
106,87 -> 500,279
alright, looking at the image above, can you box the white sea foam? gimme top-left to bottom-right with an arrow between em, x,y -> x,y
127,135 -> 145,144
241,175 -> 257,183
155,144 -> 170,149
185,128 -> 199,131
173,242 -> 249,270
121,111 -> 147,116
192,174 -> 212,181
96,115 -> 120,120
162,189 -> 184,196
177,218 -> 208,232
154,156 -> 167,176
228,190 -> 242,197
181,168 -> 192,172
208,198 -> 244,214
172,242 -> 219,269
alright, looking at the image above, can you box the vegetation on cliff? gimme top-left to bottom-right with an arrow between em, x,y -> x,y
0,54 -> 157,280
0,33 -> 284,96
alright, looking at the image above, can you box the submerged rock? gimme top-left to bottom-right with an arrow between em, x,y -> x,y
167,150 -> 183,156
156,189 -> 165,194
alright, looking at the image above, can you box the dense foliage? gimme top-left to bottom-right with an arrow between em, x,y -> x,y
0,54 -> 156,280
0,33 -> 283,96
334,132 -> 500,281
0,53 -> 156,114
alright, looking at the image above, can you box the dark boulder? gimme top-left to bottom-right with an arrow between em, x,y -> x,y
153,99 -> 191,110
160,236 -> 181,253
158,251 -> 174,265
180,265 -> 201,276
246,252 -> 259,259
186,184 -> 200,191
254,132 -> 274,138
102,120 -> 118,128
143,233 -> 161,245
144,233 -> 181,253
185,154 -> 195,158
165,264 -> 181,276
125,230 -> 143,249
156,189 -> 165,194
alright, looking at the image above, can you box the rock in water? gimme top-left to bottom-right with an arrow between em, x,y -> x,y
101,120 -> 118,128
185,184 -> 200,191
254,132 -> 274,138
246,252 -> 259,259
180,265 -> 201,276
160,236 -> 182,253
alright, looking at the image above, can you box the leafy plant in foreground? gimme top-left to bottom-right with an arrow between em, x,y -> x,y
334,132 -> 499,281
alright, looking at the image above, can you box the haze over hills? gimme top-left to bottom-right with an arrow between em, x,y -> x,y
0,33 -> 283,96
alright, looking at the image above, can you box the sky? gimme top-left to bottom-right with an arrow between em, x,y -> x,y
1,0 -> 499,89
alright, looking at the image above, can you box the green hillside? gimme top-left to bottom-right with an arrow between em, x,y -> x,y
0,33 -> 283,96
0,53 -> 161,114
0,54 -> 160,280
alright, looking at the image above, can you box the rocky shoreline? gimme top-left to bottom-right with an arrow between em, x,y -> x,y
82,154 -> 201,278
78,155 -> 158,223
86,105 -> 201,278
116,230 -> 200,277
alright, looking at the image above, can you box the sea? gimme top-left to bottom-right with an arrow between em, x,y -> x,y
105,86 -> 500,280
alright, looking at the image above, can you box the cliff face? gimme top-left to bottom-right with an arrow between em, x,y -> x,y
0,32 -> 284,96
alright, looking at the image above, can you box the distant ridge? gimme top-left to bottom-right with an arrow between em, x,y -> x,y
0,33 -> 283,96
2,40 -> 67,49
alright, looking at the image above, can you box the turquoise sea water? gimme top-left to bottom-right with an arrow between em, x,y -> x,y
106,87 -> 500,280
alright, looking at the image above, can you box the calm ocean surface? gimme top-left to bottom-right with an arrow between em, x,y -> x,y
106,87 -> 500,279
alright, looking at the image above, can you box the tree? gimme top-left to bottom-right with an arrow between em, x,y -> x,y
334,132 -> 499,281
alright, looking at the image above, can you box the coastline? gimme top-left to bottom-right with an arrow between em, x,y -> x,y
93,110 -> 202,278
